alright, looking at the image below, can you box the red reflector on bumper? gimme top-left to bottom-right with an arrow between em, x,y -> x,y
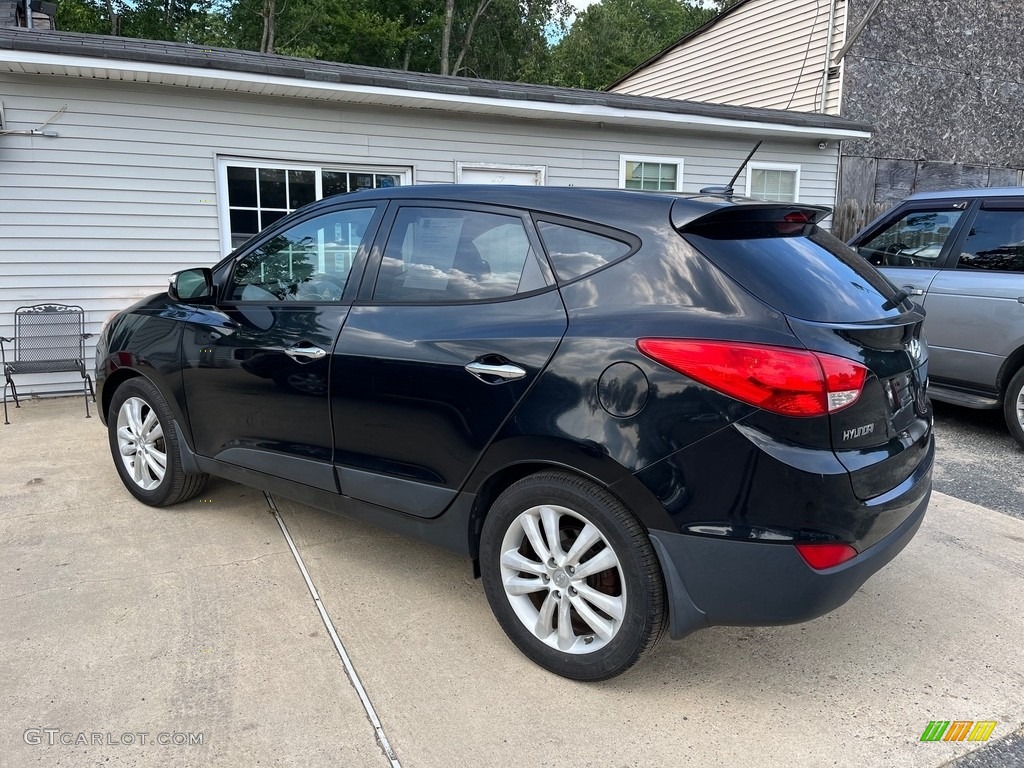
794,543 -> 858,570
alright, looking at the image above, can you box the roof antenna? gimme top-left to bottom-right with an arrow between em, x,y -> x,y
700,140 -> 762,196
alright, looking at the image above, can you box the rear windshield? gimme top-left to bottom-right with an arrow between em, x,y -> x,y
683,228 -> 902,322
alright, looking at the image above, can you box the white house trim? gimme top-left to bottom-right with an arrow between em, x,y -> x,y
0,49 -> 872,141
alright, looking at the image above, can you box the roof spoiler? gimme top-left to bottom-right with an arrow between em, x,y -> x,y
671,200 -> 832,233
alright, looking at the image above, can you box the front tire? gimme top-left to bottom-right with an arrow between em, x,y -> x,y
480,471 -> 665,681
1003,367 -> 1024,449
107,378 -> 208,506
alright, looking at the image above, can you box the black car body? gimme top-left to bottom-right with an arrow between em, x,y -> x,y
97,186 -> 933,680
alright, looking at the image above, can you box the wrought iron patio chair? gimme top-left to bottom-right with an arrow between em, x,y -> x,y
1,303 -> 96,424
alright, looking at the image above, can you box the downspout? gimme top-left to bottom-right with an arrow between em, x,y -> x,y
819,0 -> 837,113
24,0 -> 34,28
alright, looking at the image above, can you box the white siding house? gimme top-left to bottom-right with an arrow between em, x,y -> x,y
609,0 -> 848,115
0,26 -> 870,396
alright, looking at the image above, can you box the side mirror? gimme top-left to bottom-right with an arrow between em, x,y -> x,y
169,268 -> 214,302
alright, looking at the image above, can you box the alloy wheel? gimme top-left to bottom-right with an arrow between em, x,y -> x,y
116,396 -> 167,491
498,504 -> 626,654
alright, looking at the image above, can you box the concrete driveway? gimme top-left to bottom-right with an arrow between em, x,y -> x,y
2,397 -> 1023,767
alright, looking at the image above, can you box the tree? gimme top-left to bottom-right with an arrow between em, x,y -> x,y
546,0 -> 714,90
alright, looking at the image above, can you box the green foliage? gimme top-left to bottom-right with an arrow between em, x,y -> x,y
55,0 -> 108,34
53,0 -> 709,91
545,0 -> 715,90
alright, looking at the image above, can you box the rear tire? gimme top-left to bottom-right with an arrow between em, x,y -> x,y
107,378 -> 208,506
480,470 -> 665,681
1003,367 -> 1024,449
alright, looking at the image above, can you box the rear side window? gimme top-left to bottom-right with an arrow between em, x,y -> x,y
373,207 -> 548,303
955,208 -> 1024,272
685,229 -> 902,323
536,221 -> 633,281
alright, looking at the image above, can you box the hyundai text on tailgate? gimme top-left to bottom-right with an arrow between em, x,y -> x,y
96,186 -> 933,680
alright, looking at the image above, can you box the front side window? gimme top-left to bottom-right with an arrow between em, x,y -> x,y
955,208 -> 1024,272
620,156 -> 683,191
373,208 -> 548,302
747,164 -> 800,202
230,208 -> 375,302
856,207 -> 964,267
221,160 -> 407,250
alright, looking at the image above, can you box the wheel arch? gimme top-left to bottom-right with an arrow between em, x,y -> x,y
997,345 -> 1024,398
462,437 -> 675,561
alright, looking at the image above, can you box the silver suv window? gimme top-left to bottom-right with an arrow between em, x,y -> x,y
955,208 -> 1024,272
857,207 -> 964,267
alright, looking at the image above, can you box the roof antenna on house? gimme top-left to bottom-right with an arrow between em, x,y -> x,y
700,140 -> 762,196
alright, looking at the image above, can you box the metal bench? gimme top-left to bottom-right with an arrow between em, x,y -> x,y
1,303 -> 96,424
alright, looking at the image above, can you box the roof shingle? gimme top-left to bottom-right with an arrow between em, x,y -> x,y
0,26 -> 873,134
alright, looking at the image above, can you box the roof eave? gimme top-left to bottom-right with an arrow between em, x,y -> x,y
0,49 -> 871,141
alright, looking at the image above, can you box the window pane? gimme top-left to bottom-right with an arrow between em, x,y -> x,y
227,166 -> 257,208
625,161 -> 677,191
229,209 -> 259,249
259,168 -> 287,209
260,209 -> 287,230
750,168 -> 798,202
376,174 -> 399,188
324,171 -> 349,198
537,221 -> 632,281
374,208 -> 539,302
289,170 -> 316,208
857,208 -> 963,267
956,209 -> 1024,272
231,208 -> 375,302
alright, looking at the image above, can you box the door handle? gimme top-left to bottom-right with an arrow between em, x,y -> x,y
465,360 -> 527,383
907,288 -> 925,297
284,344 -> 327,362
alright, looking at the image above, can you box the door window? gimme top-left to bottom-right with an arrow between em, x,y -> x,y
856,208 -> 964,267
373,208 -> 549,302
954,209 -> 1024,272
230,208 -> 375,302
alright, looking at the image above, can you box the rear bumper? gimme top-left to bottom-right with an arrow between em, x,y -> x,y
650,472 -> 930,639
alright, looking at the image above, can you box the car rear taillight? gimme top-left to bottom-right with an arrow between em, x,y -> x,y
636,339 -> 867,417
794,542 -> 858,570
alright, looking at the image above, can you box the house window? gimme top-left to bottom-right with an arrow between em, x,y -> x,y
747,163 -> 801,202
218,159 -> 409,252
619,156 -> 684,192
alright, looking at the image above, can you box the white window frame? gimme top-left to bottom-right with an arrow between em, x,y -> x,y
618,155 -> 685,192
216,157 -> 412,255
745,162 -> 802,203
455,162 -> 547,185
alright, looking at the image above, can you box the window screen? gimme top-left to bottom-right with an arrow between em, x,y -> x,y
373,208 -> 547,302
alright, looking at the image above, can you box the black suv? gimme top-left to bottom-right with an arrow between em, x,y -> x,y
96,186 -> 933,680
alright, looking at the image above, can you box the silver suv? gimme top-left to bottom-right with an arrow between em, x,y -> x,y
850,187 -> 1024,447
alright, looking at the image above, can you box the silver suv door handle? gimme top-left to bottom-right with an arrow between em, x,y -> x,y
907,288 -> 925,297
465,361 -> 526,382
284,344 -> 327,361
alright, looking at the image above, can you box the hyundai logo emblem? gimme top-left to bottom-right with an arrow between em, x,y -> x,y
908,338 -> 922,361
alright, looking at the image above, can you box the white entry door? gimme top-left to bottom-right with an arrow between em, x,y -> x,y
457,164 -> 545,185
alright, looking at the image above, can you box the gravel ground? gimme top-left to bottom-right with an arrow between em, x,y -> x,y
931,401 -> 1024,521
